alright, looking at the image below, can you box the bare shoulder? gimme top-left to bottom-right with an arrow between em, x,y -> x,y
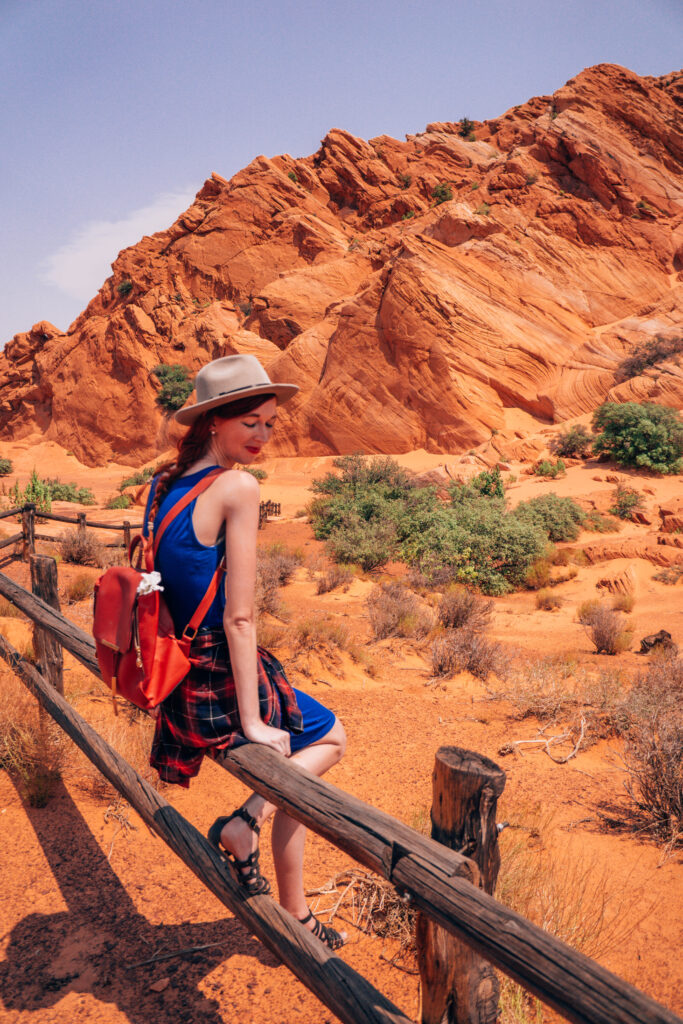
212,469 -> 260,508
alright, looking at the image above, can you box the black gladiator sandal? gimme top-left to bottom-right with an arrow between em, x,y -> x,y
298,910 -> 345,950
207,806 -> 271,896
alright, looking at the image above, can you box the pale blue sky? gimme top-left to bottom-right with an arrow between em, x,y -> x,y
1,0 -> 681,346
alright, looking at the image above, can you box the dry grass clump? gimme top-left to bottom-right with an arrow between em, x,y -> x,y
316,564 -> 354,594
59,529 -> 106,567
535,588 -> 562,611
498,656 -> 582,721
614,653 -> 683,846
64,572 -> 95,604
256,543 -> 303,616
576,598 -> 602,624
294,616 -> 349,651
348,643 -> 378,677
0,667 -> 67,806
0,596 -> 24,618
611,592 -> 635,613
524,558 -> 551,590
70,708 -> 159,800
436,585 -> 493,631
432,629 -> 504,681
584,606 -> 632,655
367,582 -> 433,640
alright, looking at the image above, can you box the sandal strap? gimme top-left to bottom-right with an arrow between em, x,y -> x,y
234,805 -> 261,834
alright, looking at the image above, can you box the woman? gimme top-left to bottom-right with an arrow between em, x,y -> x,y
144,354 -> 347,950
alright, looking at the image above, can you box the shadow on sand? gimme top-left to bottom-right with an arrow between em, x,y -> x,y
0,780 -> 277,1023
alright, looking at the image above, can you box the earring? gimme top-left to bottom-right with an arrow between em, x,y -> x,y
210,429 -> 216,435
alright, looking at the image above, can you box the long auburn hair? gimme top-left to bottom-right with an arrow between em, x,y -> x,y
148,392 -> 276,528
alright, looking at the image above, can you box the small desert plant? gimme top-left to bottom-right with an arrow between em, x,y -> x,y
592,401 -> 683,474
431,182 -> 453,205
288,170 -> 298,182
576,599 -> 603,625
118,465 -> 157,491
9,469 -> 52,513
45,479 -> 96,504
59,529 -> 106,567
65,573 -> 95,604
259,543 -> 302,585
116,279 -> 133,296
0,671 -> 67,807
432,628 -> 503,680
436,586 -> 493,631
584,606 -> 632,655
398,172 -> 412,189
617,335 -> 683,381
348,644 -> 378,677
536,588 -> 562,611
609,484 -> 644,521
326,515 -> 397,571
152,363 -> 194,412
458,117 -> 475,138
294,616 -> 349,651
244,466 -> 267,480
498,656 -> 581,721
0,457 -> 12,475
106,494 -> 133,510
524,559 -> 552,590
612,592 -> 635,613
534,458 -> 565,478
583,509 -> 620,533
474,202 -> 490,216
316,564 -> 354,594
652,566 -> 683,585
551,425 -> 593,458
470,466 -> 504,499
367,582 -> 433,640
255,544 -> 302,615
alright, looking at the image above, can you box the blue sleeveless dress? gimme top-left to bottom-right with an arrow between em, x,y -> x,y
143,467 -> 335,787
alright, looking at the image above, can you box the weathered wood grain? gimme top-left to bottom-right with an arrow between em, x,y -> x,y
29,555 -> 64,694
0,532 -> 22,550
0,633 -> 412,1024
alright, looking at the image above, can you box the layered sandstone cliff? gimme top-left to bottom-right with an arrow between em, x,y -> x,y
1,63 -> 682,466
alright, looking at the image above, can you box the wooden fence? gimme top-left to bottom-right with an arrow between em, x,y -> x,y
0,499 -> 282,560
0,565 -> 680,1024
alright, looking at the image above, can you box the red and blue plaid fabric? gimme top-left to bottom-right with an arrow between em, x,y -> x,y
150,630 -> 303,787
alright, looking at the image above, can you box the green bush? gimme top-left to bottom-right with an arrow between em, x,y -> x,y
152,364 -> 194,412
0,458 -> 12,476
513,493 -> 585,542
45,479 -> 96,505
617,336 -> 683,381
431,183 -> 453,205
398,172 -> 412,189
458,117 -> 475,139
287,170 -> 298,183
116,279 -> 133,296
244,467 -> 267,480
534,459 -> 565,478
470,466 -> 504,499
106,494 -> 133,510
609,484 -> 645,521
118,465 -> 157,492
9,471 -> 52,514
592,402 -> 683,474
551,425 -> 593,458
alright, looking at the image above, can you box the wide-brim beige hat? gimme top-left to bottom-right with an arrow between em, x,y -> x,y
174,354 -> 299,425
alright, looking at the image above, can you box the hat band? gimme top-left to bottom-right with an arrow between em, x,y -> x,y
212,382 -> 272,399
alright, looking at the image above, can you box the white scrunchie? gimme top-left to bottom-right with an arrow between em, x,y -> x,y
136,571 -> 164,596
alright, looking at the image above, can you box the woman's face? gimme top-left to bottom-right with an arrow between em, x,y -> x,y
211,397 -> 277,465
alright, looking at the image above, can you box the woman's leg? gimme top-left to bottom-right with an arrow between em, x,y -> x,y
217,717 -> 346,926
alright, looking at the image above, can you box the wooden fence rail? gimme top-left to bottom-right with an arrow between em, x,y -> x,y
0,569 -> 679,1024
0,498 -> 281,558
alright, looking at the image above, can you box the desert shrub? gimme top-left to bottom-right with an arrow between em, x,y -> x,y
584,606 -> 632,655
470,466 -> 504,498
326,514 -> 397,571
431,183 -> 453,205
45,479 -> 96,505
592,401 -> 683,474
436,586 -> 493,631
609,484 -> 644,521
551,425 -> 593,458
398,171 -> 412,189
59,529 -> 105,567
65,573 -> 95,604
0,597 -> 23,618
294,616 -> 349,650
9,470 -> 52,513
497,655 -> 581,721
431,628 -> 503,680
513,493 -> 585,542
618,654 -> 683,845
116,279 -> 133,296
367,582 -> 433,640
458,117 -> 475,138
106,494 -> 133,510
118,465 -> 157,491
316,564 -> 354,594
524,558 -> 551,590
348,644 -> 378,677
259,543 -> 302,585
583,510 -> 620,533
617,335 -> 683,381
0,670 -> 67,806
152,363 -> 194,412
612,592 -> 635,613
0,457 -> 12,475
536,588 -> 562,610
652,565 -> 683,585
244,466 -> 267,480
288,170 -> 298,182
576,598 -> 602,625
534,458 -> 565,478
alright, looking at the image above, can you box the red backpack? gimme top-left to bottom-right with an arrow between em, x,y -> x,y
93,469 -> 226,713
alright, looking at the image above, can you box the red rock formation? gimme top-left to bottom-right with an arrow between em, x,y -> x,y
1,64 -> 682,466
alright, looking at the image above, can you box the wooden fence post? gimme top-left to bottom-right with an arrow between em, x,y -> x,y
123,520 -> 131,551
416,747 -> 506,1024
29,554 -> 63,694
77,511 -> 87,542
21,503 -> 36,560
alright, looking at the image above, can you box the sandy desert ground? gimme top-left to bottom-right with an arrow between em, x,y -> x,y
0,434 -> 681,1024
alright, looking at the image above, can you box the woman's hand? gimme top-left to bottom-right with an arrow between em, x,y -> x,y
242,720 -> 292,756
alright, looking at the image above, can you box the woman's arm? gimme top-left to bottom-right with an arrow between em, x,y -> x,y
219,472 -> 291,755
